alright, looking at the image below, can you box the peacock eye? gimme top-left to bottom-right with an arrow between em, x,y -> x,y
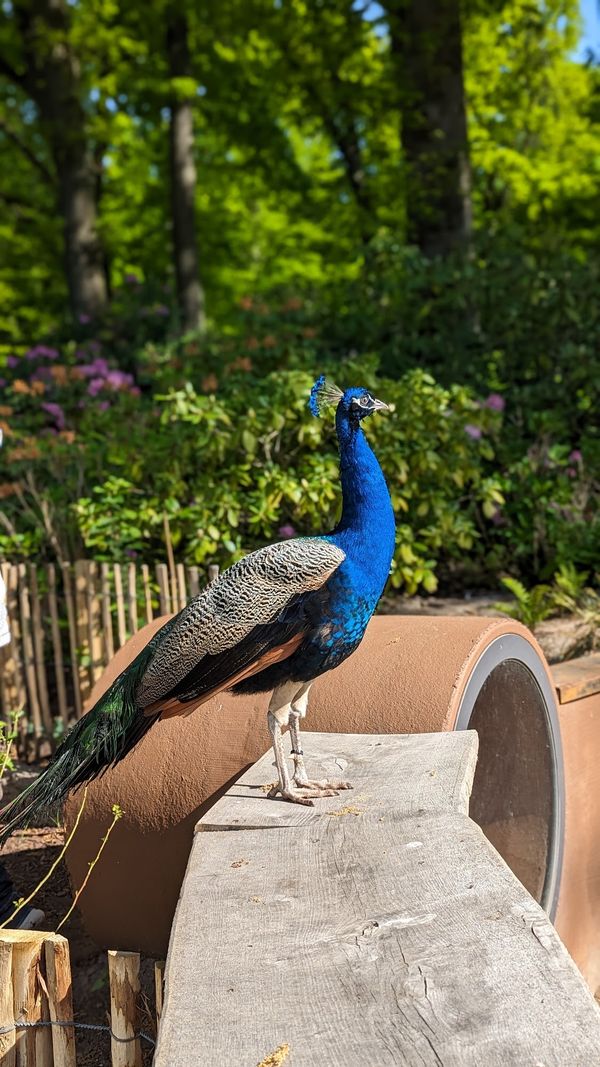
359,395 -> 370,407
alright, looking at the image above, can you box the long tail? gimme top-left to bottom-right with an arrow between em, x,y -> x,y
0,623 -> 171,846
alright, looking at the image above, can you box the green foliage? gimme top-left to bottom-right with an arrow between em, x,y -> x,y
0,337 -> 507,595
494,577 -> 556,629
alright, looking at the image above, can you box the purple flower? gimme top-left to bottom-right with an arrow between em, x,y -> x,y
78,357 -> 110,378
6,356 -> 18,368
566,467 -> 577,479
129,386 -> 141,397
569,450 -> 582,463
41,401 -> 65,430
106,369 -> 134,390
98,400 -> 110,412
0,378 -> 6,388
465,424 -> 482,440
278,523 -> 297,539
485,393 -> 505,412
490,507 -> 504,526
88,378 -> 105,397
125,548 -> 138,559
154,304 -> 170,317
78,313 -> 91,325
26,345 -> 59,361
125,273 -> 140,285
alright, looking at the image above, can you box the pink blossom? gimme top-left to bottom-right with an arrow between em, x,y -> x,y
129,386 -> 141,397
484,393 -> 505,412
278,523 -> 296,539
465,424 -> 482,440
154,304 -> 170,316
88,378 -> 105,397
98,401 -> 110,412
78,358 -> 109,378
569,450 -> 582,463
566,467 -> 577,478
78,313 -> 91,325
125,273 -> 140,285
105,369 -> 134,390
6,356 -> 18,368
41,401 -> 65,430
0,378 -> 6,388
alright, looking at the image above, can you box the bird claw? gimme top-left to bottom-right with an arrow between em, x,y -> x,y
267,784 -> 315,806
294,777 -> 353,792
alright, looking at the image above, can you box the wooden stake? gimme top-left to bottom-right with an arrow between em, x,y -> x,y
108,950 -> 142,1067
176,563 -> 187,610
8,931 -> 52,1067
47,565 -> 69,728
140,564 -> 153,624
27,565 -> 52,737
113,565 -> 127,649
0,939 -> 15,1067
208,564 -> 220,585
17,563 -> 42,739
61,564 -> 82,719
127,564 -> 138,635
186,565 -> 199,599
163,515 -> 178,613
86,562 -> 103,686
154,960 -> 165,1029
155,564 -> 171,616
44,936 -> 77,1067
100,563 -> 115,664
74,561 -> 91,703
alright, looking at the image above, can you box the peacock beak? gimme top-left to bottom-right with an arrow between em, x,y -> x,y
371,397 -> 389,412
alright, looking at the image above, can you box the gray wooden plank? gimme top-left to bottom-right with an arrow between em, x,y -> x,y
155,732 -> 600,1067
197,730 -> 479,831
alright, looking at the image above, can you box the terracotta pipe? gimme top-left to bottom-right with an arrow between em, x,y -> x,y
64,615 -> 572,970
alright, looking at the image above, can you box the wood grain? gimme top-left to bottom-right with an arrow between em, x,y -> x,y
552,651 -> 600,704
155,731 -> 600,1067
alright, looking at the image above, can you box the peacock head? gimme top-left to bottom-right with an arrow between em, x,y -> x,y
309,376 -> 388,425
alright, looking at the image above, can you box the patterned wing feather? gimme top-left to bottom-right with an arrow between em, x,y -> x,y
135,538 -> 345,708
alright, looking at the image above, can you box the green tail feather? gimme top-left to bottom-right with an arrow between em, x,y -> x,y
0,621 -> 173,847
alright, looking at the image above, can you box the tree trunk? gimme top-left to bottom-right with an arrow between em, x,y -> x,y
387,0 -> 472,257
13,0 -> 108,319
167,10 -> 205,334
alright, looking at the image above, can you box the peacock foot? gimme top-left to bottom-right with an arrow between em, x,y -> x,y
293,775 -> 353,792
267,782 -> 344,805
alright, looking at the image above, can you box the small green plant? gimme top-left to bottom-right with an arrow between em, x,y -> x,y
57,802 -> 124,930
494,577 -> 556,629
0,709 -> 23,782
551,564 -> 600,645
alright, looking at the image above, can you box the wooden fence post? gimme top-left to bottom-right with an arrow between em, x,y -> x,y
44,935 -> 77,1067
47,564 -> 69,729
108,949 -> 142,1067
4,930 -> 53,1067
0,938 -> 15,1067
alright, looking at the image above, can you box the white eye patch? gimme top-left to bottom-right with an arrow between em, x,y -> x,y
351,395 -> 371,407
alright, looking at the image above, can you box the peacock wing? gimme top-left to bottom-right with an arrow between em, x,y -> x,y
135,537 -> 345,710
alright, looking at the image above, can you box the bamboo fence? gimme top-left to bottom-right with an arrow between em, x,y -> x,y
0,559 -> 219,743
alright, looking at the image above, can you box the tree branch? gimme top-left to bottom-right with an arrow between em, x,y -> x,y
0,116 -> 54,185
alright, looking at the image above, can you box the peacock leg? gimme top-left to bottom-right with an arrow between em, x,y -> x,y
266,683 -> 341,805
289,687 -> 352,794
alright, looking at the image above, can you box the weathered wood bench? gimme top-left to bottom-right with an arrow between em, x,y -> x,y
154,732 -> 600,1066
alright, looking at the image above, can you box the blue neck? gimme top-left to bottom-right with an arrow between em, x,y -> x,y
329,408 -> 396,588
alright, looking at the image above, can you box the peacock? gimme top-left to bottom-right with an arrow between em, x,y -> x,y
0,376 -> 395,838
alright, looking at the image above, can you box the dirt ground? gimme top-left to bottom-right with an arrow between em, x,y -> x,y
2,827 -> 157,1067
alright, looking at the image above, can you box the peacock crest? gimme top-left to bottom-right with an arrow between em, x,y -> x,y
308,375 -> 343,417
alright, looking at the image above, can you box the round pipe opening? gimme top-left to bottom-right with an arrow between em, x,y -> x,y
454,634 -> 564,918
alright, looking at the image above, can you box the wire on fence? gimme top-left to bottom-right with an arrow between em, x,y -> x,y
0,1017 -> 156,1047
